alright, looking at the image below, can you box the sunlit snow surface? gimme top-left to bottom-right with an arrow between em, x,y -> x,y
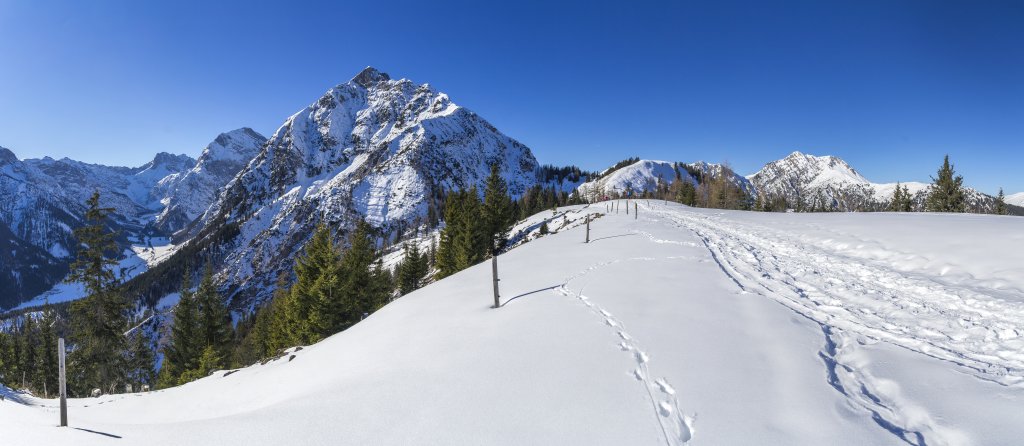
3,202 -> 1023,445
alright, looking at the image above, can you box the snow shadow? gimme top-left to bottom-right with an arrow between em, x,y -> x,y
499,285 -> 561,307
74,427 -> 123,439
589,233 -> 637,243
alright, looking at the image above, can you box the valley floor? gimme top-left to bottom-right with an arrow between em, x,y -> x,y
3,202 -> 1022,445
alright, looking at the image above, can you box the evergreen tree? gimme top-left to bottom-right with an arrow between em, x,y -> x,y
995,188 -> 1008,215
127,331 -> 155,390
159,269 -> 201,389
289,223 -> 342,345
33,307 -> 59,397
337,221 -> 382,329
889,183 -> 913,212
0,333 -> 11,385
926,155 -> 966,213
195,264 -> 233,368
177,345 -> 221,385
397,243 -> 428,295
436,189 -> 486,278
67,191 -> 129,395
482,163 -> 515,253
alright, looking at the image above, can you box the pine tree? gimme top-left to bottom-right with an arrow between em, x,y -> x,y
177,345 -> 221,385
127,331 -> 155,389
482,163 -> 515,253
195,264 -> 233,368
995,188 -> 1008,215
338,221 -> 380,330
926,155 -> 966,213
436,189 -> 485,278
33,307 -> 59,397
397,243 -> 428,295
289,223 -> 342,345
160,269 -> 201,389
67,191 -> 129,395
889,183 -> 913,212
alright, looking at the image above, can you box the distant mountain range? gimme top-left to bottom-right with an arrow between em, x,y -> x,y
0,67 -> 1018,311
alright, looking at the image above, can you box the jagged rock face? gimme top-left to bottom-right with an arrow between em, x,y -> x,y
0,130 -> 261,309
198,67 -> 540,308
154,128 -> 266,234
0,148 -> 83,308
25,152 -> 196,220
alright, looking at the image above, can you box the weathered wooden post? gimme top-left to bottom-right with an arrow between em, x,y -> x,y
58,337 -> 67,427
626,199 -> 629,214
585,214 -> 590,243
635,202 -> 638,219
491,255 -> 500,308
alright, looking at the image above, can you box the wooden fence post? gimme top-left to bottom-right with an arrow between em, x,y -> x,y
492,255 -> 500,308
635,203 -> 638,219
585,214 -> 590,243
58,337 -> 67,427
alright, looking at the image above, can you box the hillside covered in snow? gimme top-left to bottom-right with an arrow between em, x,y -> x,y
3,203 -> 1022,445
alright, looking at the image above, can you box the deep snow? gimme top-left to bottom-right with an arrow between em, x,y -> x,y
3,202 -> 1022,445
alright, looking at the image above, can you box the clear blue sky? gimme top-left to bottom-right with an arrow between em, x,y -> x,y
1,0 -> 1021,193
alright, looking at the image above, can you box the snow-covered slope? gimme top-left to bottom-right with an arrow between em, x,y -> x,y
153,128 -> 266,233
4,203 -> 1023,445
194,67 -> 540,308
1007,192 -> 1024,207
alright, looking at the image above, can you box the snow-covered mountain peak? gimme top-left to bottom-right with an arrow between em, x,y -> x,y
194,67 -> 539,306
751,152 -> 868,187
202,128 -> 266,163
351,66 -> 391,88
0,147 -> 18,165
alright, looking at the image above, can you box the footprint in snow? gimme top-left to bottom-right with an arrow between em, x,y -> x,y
618,331 -> 631,341
655,379 -> 675,395
605,318 -> 619,327
659,401 -> 673,417
636,351 -> 649,364
619,342 -> 633,351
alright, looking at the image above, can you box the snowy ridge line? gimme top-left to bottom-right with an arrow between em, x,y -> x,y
651,206 -> 1024,386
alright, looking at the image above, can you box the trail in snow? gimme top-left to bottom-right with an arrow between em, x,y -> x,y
651,206 -> 1024,386
636,203 -> 1012,446
557,255 -> 696,446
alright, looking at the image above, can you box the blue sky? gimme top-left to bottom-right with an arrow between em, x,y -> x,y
0,0 -> 1021,193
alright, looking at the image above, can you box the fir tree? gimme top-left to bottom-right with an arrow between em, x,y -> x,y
926,155 -> 966,213
995,188 -> 1008,215
159,269 -> 201,389
289,223 -> 342,345
67,191 -> 129,394
889,183 -> 912,212
127,331 -> 155,390
195,264 -> 233,368
436,189 -> 486,278
482,163 -> 515,253
33,307 -> 59,397
338,221 -> 383,329
397,243 -> 428,295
